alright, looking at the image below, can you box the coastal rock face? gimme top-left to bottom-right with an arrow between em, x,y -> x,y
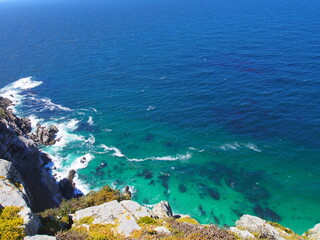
229,227 -> 255,239
74,200 -> 141,237
236,215 -> 285,240
0,97 -> 62,212
58,169 -> 77,199
152,201 -> 173,219
305,224 -> 320,240
0,159 -> 41,236
120,200 -> 152,219
30,123 -> 59,146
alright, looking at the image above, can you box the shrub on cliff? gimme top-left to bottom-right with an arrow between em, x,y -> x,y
0,107 -> 5,118
0,206 -> 26,240
167,219 -> 235,240
39,185 -> 129,236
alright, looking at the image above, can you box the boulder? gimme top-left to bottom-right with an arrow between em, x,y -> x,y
152,201 -> 173,219
236,215 -> 285,240
74,200 -> 141,237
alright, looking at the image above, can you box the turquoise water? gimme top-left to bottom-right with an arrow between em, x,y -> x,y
1,0 -> 320,233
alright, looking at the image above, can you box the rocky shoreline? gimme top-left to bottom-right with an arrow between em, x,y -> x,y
0,95 -> 319,240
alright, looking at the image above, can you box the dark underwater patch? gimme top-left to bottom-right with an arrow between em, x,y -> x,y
148,180 -> 155,185
199,183 -> 220,200
179,184 -> 187,193
158,174 -> 170,189
198,205 -> 207,216
144,133 -> 155,142
254,205 -> 281,222
96,162 -> 107,173
210,210 -> 220,224
137,169 -> 153,179
232,209 -> 243,218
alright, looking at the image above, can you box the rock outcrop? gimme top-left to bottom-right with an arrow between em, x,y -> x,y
30,124 -> 59,146
304,224 -> 320,240
0,159 -> 41,236
0,96 -> 62,212
74,200 -> 142,237
235,215 -> 285,240
58,169 -> 77,199
152,201 -> 173,219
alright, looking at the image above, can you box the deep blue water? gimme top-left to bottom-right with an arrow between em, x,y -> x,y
1,0 -> 320,233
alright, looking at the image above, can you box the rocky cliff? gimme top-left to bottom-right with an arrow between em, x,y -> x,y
0,96 -> 62,212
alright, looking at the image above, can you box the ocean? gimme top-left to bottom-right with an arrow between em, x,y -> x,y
0,0 -> 320,233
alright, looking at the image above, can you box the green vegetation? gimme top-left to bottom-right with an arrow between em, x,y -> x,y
137,216 -> 159,226
39,185 -> 129,236
267,221 -> 294,234
177,216 -> 199,225
0,206 -> 26,240
0,107 -> 5,118
78,216 -> 94,225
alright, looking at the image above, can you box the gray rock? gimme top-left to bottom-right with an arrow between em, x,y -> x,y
230,227 -> 255,239
154,226 -> 171,235
24,235 -> 56,240
152,201 -> 173,219
120,200 -> 151,219
0,168 -> 40,236
236,215 -> 285,240
0,112 -> 62,211
74,200 -> 141,237
32,123 -> 59,145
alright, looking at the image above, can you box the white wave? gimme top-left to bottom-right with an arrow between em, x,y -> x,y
28,96 -> 71,112
87,116 -> 94,125
92,108 -> 98,113
52,153 -> 94,194
45,119 -> 82,148
70,153 -> 94,171
147,105 -> 155,111
102,128 -> 112,132
84,134 -> 95,145
128,152 -> 192,162
0,77 -> 43,111
219,142 -> 261,152
27,114 -> 44,130
189,147 -> 205,152
244,143 -> 262,152
101,144 -> 125,157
